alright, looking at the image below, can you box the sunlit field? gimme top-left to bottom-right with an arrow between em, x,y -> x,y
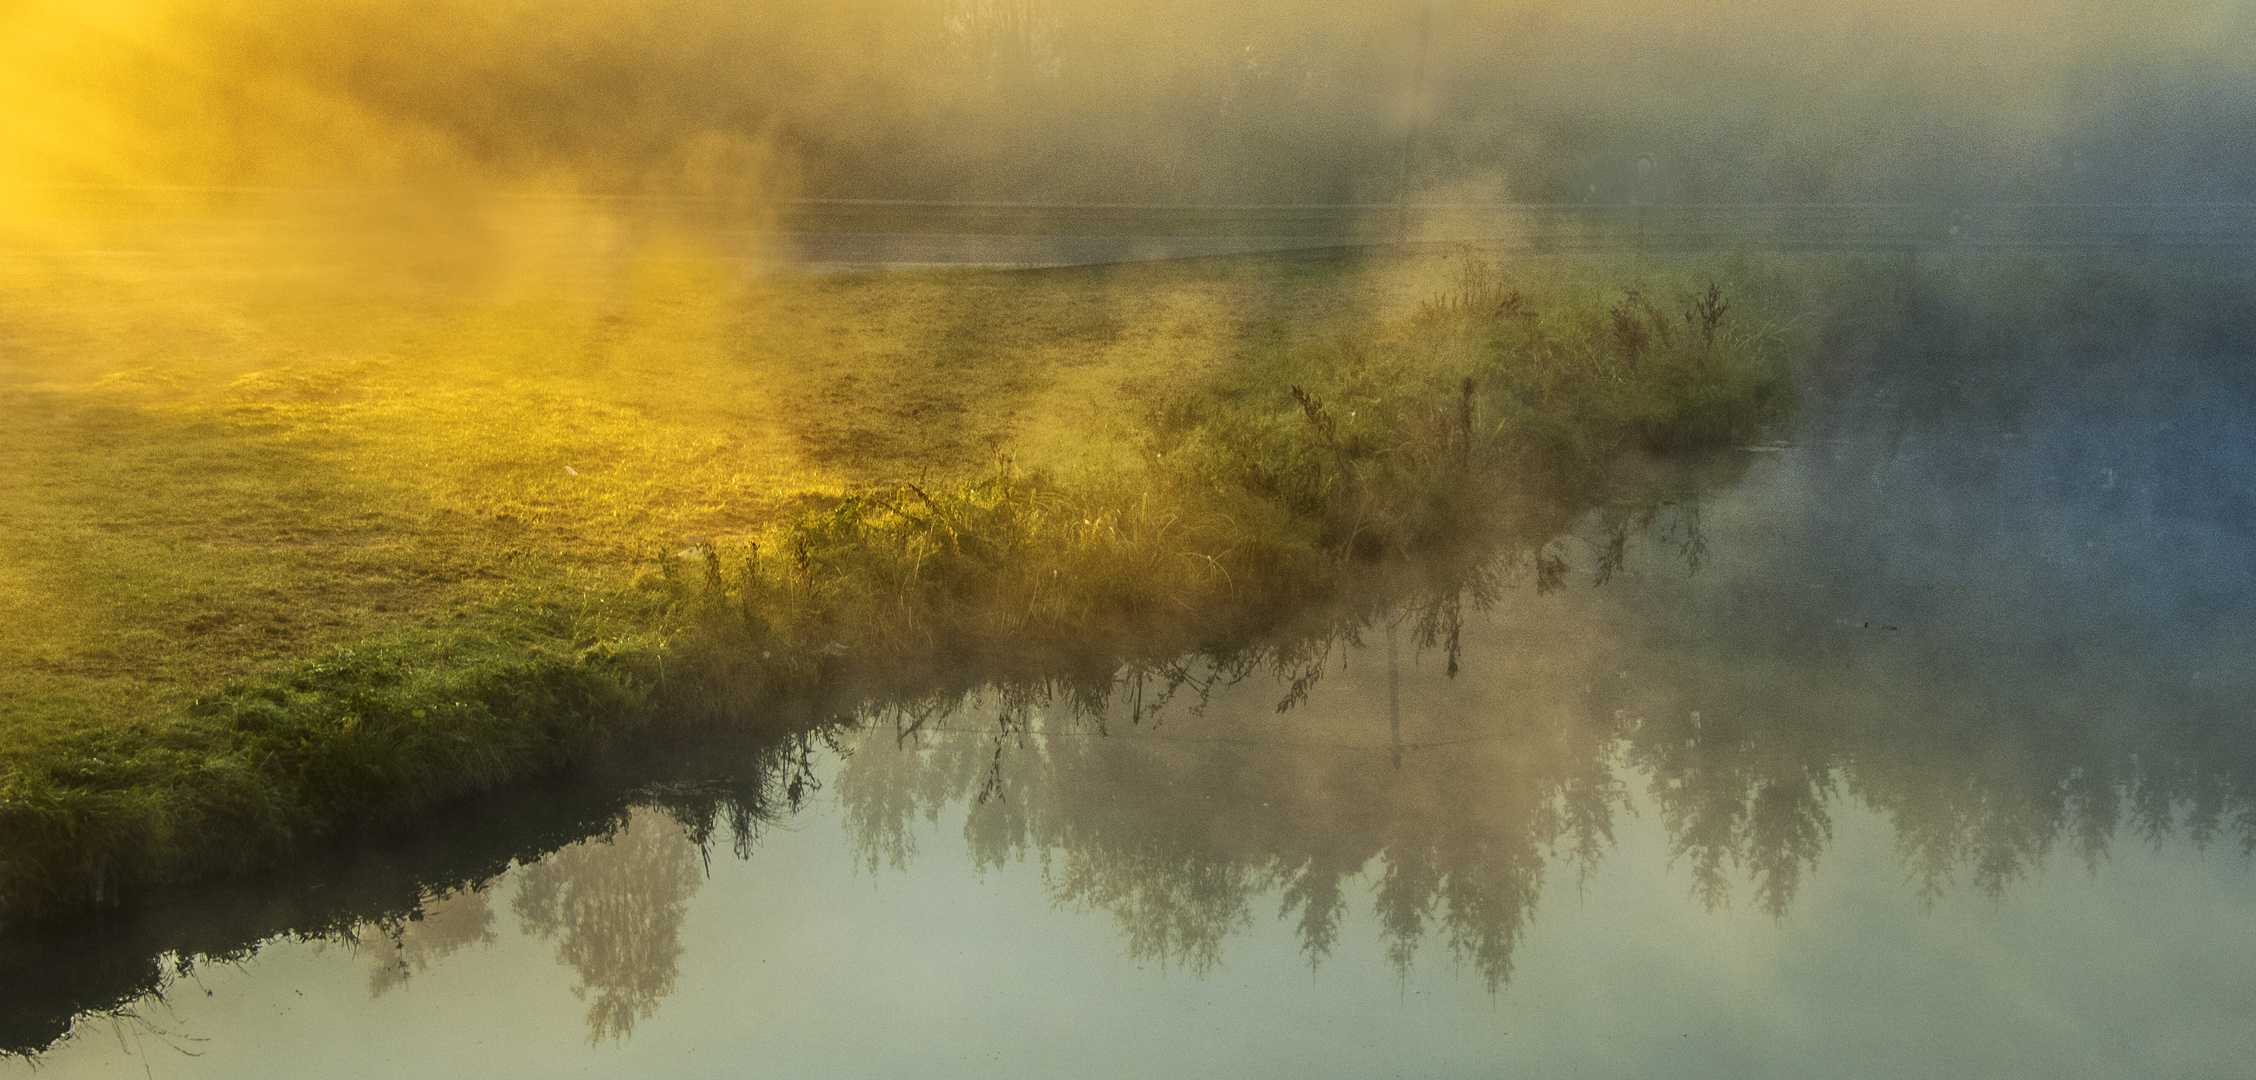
0,203 -> 1792,921
0,222 -> 1350,719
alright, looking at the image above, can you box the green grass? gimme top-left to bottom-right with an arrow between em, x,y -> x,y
0,230 -> 1787,929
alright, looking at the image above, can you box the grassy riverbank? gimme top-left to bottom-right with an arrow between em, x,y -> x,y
0,233 -> 1787,929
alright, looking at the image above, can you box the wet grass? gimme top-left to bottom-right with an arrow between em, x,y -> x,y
0,235 -> 1785,931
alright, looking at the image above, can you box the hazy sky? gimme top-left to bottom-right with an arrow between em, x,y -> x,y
6,0 -> 2255,208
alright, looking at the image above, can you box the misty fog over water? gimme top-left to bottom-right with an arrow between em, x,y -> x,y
5,1 -> 2256,1075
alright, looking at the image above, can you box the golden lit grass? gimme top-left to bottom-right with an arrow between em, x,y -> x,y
0,232 -> 1379,742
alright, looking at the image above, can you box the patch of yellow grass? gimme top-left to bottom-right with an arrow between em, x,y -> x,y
0,226 -> 1384,738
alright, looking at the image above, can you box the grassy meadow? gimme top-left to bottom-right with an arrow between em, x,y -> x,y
0,218 -> 1787,927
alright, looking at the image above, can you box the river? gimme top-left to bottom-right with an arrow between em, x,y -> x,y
5,252 -> 2254,1078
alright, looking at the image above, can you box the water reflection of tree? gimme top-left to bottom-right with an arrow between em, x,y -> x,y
838,643 -> 1624,990
2,730 -> 826,1059
827,516 -> 2256,992
511,809 -> 704,1044
362,887 -> 500,996
1600,613 -> 2256,906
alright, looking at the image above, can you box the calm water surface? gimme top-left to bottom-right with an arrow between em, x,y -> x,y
8,268 -> 2256,1077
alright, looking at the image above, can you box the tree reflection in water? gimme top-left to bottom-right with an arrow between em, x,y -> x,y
361,887 -> 499,997
828,524 -> 2256,993
511,809 -> 704,1043
837,717 -> 1594,989
835,606 -> 1626,991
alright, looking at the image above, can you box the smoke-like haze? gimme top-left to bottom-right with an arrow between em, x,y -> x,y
5,0 -> 2254,213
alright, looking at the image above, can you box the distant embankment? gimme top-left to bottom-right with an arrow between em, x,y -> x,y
11,186 -> 2256,270
784,198 -> 2256,269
